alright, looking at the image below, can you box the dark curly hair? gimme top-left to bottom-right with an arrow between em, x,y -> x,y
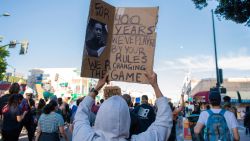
43,100 -> 58,114
9,83 -> 20,94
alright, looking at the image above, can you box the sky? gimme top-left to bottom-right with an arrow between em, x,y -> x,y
1,0 -> 250,101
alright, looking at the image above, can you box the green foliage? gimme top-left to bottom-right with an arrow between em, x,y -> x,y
192,0 -> 208,9
191,0 -> 250,26
0,47 -> 9,80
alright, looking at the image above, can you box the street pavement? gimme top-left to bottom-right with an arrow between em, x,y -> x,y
176,117 -> 250,141
16,119 -> 250,141
19,125 -> 72,141
237,120 -> 250,141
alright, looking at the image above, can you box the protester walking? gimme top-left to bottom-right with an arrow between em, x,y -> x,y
0,83 -> 21,140
168,94 -> 184,141
0,83 -> 21,114
223,96 -> 237,118
58,97 -> 71,124
122,94 -> 140,138
132,94 -> 156,134
244,106 -> 250,135
1,94 -> 28,141
35,100 -> 68,141
194,90 -> 240,141
36,99 -> 46,121
69,97 -> 84,133
20,88 -> 36,141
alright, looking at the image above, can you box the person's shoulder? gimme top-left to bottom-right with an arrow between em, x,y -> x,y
1,93 -> 12,99
0,94 -> 7,104
199,110 -> 210,117
54,112 -> 62,116
200,110 -> 209,114
39,113 -> 45,120
224,110 -> 235,118
17,105 -> 23,111
132,105 -> 140,112
54,112 -> 64,119
141,103 -> 154,109
133,104 -> 152,112
0,93 -> 6,98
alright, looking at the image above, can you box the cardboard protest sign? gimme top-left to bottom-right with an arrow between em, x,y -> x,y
35,84 -> 44,100
103,86 -> 121,99
81,0 -> 115,79
109,7 -> 158,83
81,0 -> 158,84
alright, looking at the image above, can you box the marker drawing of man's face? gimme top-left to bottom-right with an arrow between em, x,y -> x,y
94,23 -> 102,40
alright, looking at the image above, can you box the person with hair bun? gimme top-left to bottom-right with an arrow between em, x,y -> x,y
35,100 -> 68,141
36,99 -> 46,120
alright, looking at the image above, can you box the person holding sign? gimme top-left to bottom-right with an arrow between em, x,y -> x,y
85,19 -> 107,57
73,72 -> 173,141
168,94 -> 185,141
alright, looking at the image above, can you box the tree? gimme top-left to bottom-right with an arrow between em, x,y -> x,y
191,0 -> 250,26
0,47 -> 9,80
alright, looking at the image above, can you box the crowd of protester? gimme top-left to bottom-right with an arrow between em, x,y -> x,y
0,82 -> 70,141
0,72 -> 249,141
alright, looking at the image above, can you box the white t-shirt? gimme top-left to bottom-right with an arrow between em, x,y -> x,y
197,109 -> 238,130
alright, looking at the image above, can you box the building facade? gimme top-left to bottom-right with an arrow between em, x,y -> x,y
27,68 -> 91,99
191,78 -> 250,105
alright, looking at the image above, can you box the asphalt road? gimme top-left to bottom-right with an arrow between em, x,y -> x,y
15,119 -> 250,141
176,117 -> 250,141
19,125 -> 72,141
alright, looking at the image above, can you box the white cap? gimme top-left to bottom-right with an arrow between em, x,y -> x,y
25,88 -> 34,94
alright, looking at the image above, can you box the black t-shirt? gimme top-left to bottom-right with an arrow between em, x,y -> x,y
131,103 -> 156,134
2,106 -> 22,131
22,99 -> 35,124
86,38 -> 105,57
244,112 -> 250,128
86,38 -> 105,51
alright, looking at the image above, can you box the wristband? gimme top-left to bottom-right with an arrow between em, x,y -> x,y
90,88 -> 99,95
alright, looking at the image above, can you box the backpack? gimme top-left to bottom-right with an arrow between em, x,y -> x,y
0,94 -> 12,115
205,109 -> 231,141
1,104 -> 9,114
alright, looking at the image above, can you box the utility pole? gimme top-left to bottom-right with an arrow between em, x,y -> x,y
8,64 -> 16,77
211,9 -> 220,88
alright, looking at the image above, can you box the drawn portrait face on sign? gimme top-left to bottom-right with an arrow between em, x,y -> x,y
85,18 -> 108,57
